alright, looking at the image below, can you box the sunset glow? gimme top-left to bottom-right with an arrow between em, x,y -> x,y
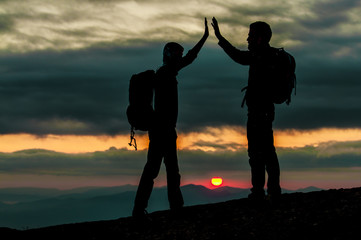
211,177 -> 223,187
1,127 -> 361,153
0,134 -> 150,153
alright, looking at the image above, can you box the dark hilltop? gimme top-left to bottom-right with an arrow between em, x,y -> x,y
2,187 -> 361,240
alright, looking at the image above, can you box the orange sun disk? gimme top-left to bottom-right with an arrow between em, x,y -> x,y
211,177 -> 223,187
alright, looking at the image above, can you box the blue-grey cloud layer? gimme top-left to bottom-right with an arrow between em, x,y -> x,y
1,43 -> 361,135
1,141 -> 361,176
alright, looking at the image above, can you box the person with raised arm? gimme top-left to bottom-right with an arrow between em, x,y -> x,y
132,18 -> 209,219
211,17 -> 282,204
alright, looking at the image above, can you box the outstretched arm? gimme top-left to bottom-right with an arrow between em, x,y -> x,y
179,18 -> 209,69
211,17 -> 250,65
191,17 -> 209,55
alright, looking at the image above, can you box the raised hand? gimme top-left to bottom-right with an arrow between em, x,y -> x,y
204,17 -> 209,38
211,17 -> 222,39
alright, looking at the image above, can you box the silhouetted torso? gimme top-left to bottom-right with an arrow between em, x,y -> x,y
246,46 -> 276,109
153,49 -> 199,128
218,39 -> 278,110
154,65 -> 179,128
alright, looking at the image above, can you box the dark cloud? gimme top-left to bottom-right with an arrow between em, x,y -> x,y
274,52 -> 361,130
0,148 -> 147,176
1,40 -> 361,135
298,0 -> 361,29
0,14 -> 14,33
1,141 -> 361,177
0,45 -> 164,135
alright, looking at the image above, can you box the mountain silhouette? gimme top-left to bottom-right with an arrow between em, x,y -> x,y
0,184 -> 324,230
0,184 -> 252,229
2,186 -> 361,240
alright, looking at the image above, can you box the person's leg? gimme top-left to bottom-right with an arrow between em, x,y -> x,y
252,107 -> 281,197
133,132 -> 163,215
266,152 -> 281,195
247,114 -> 266,198
264,130 -> 281,196
163,128 -> 184,210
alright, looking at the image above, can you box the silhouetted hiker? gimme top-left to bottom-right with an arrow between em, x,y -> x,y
211,17 -> 283,204
132,18 -> 209,218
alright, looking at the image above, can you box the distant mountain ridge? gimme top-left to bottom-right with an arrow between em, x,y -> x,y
0,184 -> 322,230
2,187 -> 361,240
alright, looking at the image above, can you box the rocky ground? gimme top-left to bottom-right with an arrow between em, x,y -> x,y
2,187 -> 361,240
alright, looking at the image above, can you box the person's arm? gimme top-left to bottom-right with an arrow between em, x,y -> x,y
178,18 -> 209,70
211,17 -> 251,65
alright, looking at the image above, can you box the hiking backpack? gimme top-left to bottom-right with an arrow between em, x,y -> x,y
126,70 -> 156,149
270,48 -> 296,105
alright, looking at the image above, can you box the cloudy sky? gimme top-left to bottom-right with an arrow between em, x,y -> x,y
1,0 -> 361,190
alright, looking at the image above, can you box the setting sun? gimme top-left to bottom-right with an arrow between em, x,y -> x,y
211,177 -> 223,187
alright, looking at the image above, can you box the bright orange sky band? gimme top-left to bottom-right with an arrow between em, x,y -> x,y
1,127 -> 361,153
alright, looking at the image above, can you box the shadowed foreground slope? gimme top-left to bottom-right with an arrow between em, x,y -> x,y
3,187 -> 361,240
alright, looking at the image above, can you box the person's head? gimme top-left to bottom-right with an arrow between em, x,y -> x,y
163,42 -> 184,65
247,21 -> 272,51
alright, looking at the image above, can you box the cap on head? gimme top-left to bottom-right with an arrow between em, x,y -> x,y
163,42 -> 184,64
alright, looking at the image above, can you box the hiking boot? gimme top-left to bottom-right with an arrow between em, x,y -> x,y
248,191 -> 266,208
248,191 -> 265,200
132,207 -> 152,221
132,208 -> 146,217
266,193 -> 281,207
169,206 -> 185,220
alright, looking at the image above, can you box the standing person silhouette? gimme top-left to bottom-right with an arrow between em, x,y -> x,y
211,17 -> 281,204
132,18 -> 209,218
